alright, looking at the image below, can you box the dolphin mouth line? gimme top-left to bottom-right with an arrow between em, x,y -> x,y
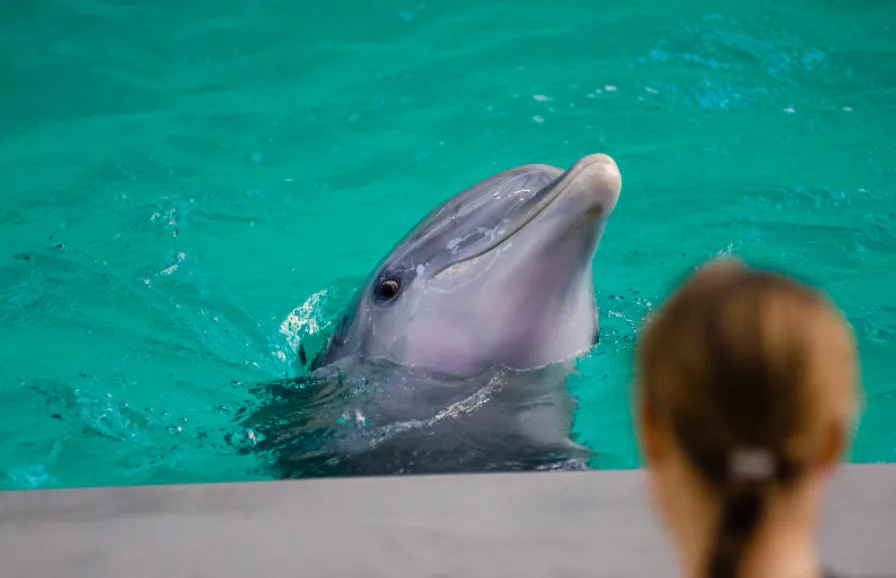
431,160 -> 591,275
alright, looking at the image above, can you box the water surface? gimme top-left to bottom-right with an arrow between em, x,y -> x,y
1,0 -> 894,489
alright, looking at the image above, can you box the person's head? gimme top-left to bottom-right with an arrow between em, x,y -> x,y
634,258 -> 861,578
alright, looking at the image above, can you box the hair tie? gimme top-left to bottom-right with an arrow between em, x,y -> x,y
729,448 -> 776,481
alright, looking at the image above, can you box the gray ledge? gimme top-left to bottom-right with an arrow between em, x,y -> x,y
1,465 -> 894,578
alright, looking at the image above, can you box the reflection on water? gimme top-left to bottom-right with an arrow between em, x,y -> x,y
242,354 -> 591,478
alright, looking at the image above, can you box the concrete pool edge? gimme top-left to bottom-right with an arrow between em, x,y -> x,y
0,464 -> 893,578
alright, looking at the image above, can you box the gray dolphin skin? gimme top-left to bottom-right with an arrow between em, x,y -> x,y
319,153 -> 622,376
247,153 -> 623,477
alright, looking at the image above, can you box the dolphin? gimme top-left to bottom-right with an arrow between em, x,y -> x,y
245,153 -> 623,477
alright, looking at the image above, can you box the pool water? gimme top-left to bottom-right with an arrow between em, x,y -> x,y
1,0 -> 894,490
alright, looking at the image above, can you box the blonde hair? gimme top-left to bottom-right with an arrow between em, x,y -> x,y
635,258 -> 860,578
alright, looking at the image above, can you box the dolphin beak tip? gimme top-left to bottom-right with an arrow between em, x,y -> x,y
570,154 -> 623,211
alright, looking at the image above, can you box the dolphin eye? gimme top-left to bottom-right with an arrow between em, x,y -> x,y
377,279 -> 400,300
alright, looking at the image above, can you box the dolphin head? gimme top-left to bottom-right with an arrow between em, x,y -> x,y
320,153 -> 622,377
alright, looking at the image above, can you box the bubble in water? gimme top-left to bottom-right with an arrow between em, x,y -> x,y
337,409 -> 368,427
226,428 -> 261,449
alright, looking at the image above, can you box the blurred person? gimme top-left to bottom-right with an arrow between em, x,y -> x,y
634,258 -> 861,578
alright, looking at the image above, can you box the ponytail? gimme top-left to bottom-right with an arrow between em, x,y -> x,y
707,484 -> 766,578
697,449 -> 799,578
674,424 -> 791,578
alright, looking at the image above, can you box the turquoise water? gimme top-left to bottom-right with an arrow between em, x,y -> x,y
1,0 -> 894,490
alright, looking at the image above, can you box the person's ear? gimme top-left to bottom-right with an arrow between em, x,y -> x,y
816,420 -> 847,476
637,395 -> 665,467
